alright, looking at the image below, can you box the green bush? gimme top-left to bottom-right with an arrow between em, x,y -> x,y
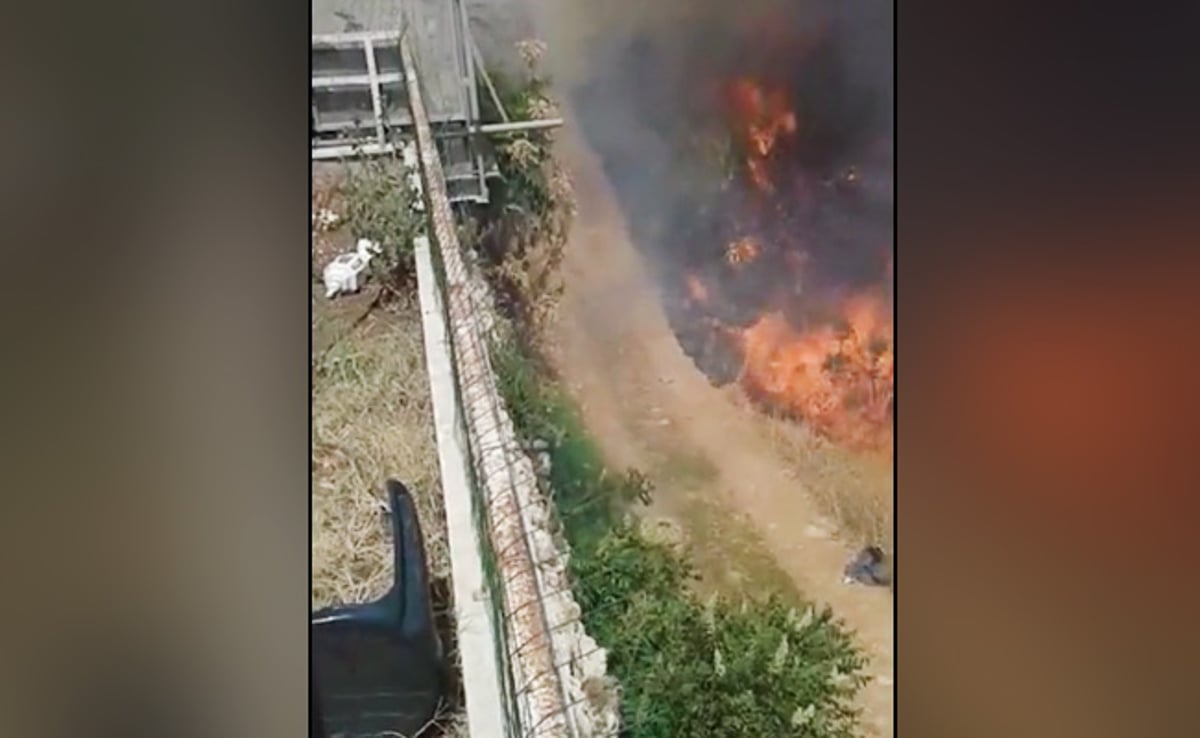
339,155 -> 421,283
492,334 -> 866,737
475,52 -> 571,342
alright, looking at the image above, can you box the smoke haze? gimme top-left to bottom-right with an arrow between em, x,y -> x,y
529,0 -> 894,286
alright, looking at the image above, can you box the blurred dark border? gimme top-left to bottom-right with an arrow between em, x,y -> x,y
0,1 -> 310,735
900,1 -> 1200,736
8,0 -> 1199,733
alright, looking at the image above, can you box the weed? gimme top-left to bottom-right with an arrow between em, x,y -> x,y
474,41 -> 574,344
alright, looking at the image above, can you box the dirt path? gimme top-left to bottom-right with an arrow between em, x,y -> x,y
547,121 -> 894,737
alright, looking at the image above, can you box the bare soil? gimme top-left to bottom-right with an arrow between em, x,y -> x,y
548,118 -> 895,737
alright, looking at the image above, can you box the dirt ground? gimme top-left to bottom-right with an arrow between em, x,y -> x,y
547,118 -> 895,737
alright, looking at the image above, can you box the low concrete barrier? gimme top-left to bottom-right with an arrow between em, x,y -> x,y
403,32 -> 619,738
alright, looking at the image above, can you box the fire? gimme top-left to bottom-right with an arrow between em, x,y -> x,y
737,294 -> 892,451
727,78 -> 798,191
725,237 -> 761,269
672,74 -> 894,452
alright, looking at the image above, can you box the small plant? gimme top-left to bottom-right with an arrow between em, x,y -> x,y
474,40 -> 575,344
339,154 -> 422,286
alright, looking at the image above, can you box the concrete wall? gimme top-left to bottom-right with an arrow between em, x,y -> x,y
403,34 -> 620,736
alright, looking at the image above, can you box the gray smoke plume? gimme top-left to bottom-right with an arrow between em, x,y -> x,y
526,0 -> 893,296
475,0 -> 893,391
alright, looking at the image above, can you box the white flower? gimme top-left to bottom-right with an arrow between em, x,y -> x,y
794,605 -> 815,633
769,634 -> 790,675
791,704 -> 816,727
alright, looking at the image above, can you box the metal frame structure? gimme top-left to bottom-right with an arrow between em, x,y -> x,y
312,0 -> 501,203
311,31 -> 401,146
311,0 -> 563,204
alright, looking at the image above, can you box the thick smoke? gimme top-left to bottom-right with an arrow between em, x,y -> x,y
525,0 -> 894,419
532,0 -> 892,287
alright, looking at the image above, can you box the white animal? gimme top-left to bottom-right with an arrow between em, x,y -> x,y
323,238 -> 381,298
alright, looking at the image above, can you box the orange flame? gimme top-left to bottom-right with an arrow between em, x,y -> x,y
727,78 -> 799,192
687,75 -> 894,452
726,237 -> 761,269
737,294 -> 893,451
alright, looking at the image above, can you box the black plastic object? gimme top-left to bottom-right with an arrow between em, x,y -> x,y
843,545 -> 893,587
311,480 -> 445,738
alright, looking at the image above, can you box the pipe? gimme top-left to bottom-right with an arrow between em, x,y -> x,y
310,119 -> 567,160
476,118 -> 564,134
469,32 -> 510,123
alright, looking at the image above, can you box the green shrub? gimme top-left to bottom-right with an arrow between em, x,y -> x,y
339,155 -> 421,284
492,333 -> 866,737
473,44 -> 572,342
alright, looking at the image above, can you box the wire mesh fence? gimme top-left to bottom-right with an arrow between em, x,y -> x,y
401,28 -> 619,737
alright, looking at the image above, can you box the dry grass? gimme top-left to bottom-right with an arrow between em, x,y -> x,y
493,211 -> 567,342
311,289 -> 449,609
756,409 -> 893,551
310,289 -> 470,735
311,159 -> 468,734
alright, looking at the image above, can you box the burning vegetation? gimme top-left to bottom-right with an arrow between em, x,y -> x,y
654,14 -> 894,453
567,1 -> 893,452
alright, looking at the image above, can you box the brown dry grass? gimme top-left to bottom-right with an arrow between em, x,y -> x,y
311,162 -> 468,733
311,289 -> 449,608
756,409 -> 893,551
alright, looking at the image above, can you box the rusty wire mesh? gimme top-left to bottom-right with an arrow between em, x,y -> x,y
400,28 -> 619,737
